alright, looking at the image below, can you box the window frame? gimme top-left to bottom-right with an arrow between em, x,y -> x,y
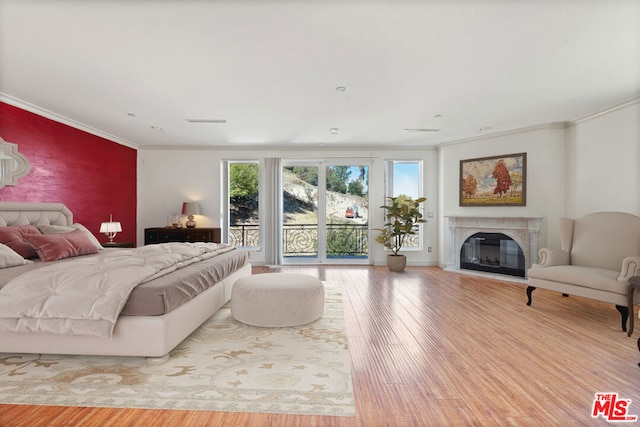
384,159 -> 424,251
223,160 -> 261,249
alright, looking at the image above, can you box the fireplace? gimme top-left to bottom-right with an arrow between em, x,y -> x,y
446,216 -> 542,279
460,232 -> 525,277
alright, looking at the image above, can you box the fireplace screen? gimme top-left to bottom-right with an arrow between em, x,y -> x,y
460,232 -> 525,277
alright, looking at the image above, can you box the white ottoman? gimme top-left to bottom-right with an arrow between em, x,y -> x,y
231,273 -> 325,327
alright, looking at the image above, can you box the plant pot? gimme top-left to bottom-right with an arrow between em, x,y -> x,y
386,254 -> 407,272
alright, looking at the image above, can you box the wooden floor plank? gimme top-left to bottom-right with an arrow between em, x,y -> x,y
1,265 -> 638,426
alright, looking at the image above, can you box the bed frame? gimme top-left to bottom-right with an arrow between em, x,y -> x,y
0,201 -> 251,363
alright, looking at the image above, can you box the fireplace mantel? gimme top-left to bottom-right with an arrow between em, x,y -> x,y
446,216 -> 542,278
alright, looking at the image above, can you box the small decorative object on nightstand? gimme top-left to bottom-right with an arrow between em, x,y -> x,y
182,202 -> 200,228
99,214 -> 122,243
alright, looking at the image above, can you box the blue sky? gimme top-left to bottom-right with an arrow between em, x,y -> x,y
392,163 -> 420,198
346,165 -> 368,192
328,164 -> 419,197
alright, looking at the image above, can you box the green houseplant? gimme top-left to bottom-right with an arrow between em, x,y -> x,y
375,195 -> 427,271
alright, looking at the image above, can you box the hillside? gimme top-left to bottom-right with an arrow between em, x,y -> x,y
282,169 -> 368,225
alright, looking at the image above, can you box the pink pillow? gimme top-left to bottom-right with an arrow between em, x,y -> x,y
0,225 -> 41,258
22,229 -> 99,262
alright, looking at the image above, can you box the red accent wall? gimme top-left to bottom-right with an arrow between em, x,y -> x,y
0,102 -> 137,245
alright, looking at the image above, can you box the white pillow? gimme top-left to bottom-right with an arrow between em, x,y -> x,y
36,224 -> 74,234
0,243 -> 33,268
36,223 -> 104,250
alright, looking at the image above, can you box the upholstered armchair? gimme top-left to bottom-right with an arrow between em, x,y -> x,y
527,211 -> 640,332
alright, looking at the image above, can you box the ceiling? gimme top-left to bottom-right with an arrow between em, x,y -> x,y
0,0 -> 638,149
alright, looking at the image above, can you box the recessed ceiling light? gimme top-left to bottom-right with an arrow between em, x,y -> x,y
329,128 -> 339,134
127,112 -> 136,117
185,119 -> 227,123
336,86 -> 346,92
403,128 -> 441,132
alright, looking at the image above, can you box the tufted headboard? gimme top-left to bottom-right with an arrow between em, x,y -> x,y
0,202 -> 73,227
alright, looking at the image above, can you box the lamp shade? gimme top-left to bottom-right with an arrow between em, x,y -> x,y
99,221 -> 122,233
181,202 -> 200,216
99,214 -> 122,243
100,213 -> 122,233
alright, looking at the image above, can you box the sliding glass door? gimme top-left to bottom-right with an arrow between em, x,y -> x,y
282,164 -> 320,261
282,160 -> 369,264
324,164 -> 368,262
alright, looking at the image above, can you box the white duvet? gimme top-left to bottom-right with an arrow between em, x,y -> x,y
0,242 -> 235,338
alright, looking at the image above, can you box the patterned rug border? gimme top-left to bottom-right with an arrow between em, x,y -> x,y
0,281 -> 355,417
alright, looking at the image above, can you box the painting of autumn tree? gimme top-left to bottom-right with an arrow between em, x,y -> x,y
459,153 -> 526,206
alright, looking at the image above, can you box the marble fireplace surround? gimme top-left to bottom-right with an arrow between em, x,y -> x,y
446,216 -> 542,279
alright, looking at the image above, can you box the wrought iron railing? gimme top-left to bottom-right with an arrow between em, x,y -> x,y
282,224 -> 318,256
403,228 -> 420,248
229,224 -> 260,247
229,223 -> 370,257
325,224 -> 368,257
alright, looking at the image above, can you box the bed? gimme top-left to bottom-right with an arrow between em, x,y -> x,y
0,201 -> 251,363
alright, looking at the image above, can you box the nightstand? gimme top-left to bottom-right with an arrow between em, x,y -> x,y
144,227 -> 221,245
102,241 -> 135,248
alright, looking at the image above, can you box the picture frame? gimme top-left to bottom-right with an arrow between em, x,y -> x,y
459,152 -> 526,206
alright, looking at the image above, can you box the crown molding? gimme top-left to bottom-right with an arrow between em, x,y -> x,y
139,143 -> 438,152
437,122 -> 567,149
0,93 -> 139,150
570,96 -> 640,125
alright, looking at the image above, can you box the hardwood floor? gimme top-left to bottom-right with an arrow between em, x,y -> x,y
1,265 -> 639,426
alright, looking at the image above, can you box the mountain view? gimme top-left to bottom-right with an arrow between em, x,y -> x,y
229,164 -> 369,252
282,167 -> 368,225
229,164 -> 368,226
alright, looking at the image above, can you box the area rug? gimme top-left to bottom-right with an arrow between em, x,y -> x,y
0,282 -> 355,417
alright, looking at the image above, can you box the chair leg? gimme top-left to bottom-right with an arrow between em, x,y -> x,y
615,305 -> 629,332
628,282 -> 638,337
526,286 -> 536,306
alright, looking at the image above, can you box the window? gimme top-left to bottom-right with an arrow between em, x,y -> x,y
281,161 -> 370,264
226,161 -> 260,248
384,160 -> 423,249
385,160 -> 422,200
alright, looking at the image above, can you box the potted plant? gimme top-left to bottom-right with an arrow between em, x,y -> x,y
375,195 -> 427,271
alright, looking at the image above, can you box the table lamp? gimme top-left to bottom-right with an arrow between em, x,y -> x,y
100,214 -> 122,243
182,202 -> 200,228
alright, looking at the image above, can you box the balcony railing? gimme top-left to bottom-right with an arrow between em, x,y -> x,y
282,223 -> 369,257
325,223 -> 368,257
229,223 -> 371,257
230,223 -> 419,256
229,224 -> 260,248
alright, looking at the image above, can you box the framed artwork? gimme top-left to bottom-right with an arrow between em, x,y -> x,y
459,152 -> 526,206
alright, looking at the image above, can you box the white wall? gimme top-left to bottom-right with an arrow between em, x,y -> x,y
438,123 -> 567,266
437,97 -> 640,268
137,147 -> 439,266
138,98 -> 639,268
565,99 -> 640,218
